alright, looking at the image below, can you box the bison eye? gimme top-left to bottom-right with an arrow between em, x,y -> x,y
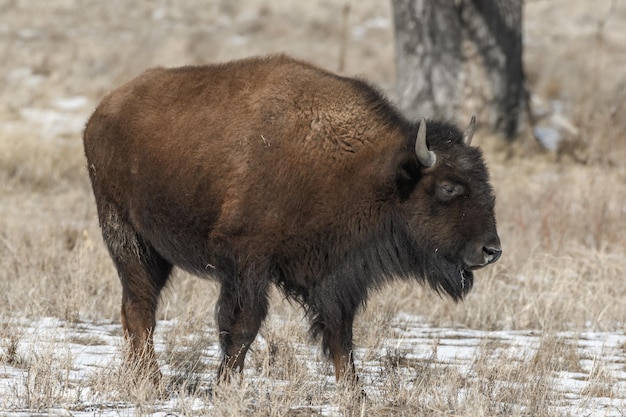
436,182 -> 464,202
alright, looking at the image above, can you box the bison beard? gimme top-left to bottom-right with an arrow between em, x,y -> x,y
305,218 -> 473,344
83,54 -> 500,386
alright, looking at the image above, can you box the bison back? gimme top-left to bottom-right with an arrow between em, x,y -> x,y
83,54 -> 401,277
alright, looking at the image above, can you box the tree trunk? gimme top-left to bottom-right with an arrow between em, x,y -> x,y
392,0 -> 525,140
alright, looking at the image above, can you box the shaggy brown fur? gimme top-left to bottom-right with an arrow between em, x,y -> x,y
83,54 -> 501,384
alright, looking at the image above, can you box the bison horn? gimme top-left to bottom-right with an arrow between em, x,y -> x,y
463,115 -> 476,146
415,118 -> 436,167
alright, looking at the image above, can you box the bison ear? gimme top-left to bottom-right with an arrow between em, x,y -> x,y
395,150 -> 422,197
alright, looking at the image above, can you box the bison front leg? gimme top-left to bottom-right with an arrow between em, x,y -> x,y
310,283 -> 362,384
323,316 -> 358,383
215,279 -> 269,382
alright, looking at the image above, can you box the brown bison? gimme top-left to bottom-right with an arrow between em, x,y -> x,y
83,54 -> 501,384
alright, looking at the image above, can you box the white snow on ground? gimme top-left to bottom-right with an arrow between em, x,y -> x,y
0,315 -> 625,416
18,97 -> 90,141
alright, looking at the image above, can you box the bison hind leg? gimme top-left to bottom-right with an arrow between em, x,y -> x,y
98,201 -> 173,386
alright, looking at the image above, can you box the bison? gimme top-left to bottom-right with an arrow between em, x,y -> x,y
83,54 -> 501,384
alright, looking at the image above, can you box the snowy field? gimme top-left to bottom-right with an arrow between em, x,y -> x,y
1,315 -> 625,416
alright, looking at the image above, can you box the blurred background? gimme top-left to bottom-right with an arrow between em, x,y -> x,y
1,0 -> 624,154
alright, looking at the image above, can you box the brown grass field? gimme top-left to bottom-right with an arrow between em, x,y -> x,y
1,0 -> 626,415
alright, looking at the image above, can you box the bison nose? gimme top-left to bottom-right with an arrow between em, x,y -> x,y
483,245 -> 502,264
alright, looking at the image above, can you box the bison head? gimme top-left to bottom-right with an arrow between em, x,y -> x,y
395,116 -> 501,300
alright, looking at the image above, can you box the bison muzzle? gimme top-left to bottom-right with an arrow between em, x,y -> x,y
83,54 -> 501,385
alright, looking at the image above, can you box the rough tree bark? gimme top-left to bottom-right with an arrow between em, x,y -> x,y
392,0 -> 525,140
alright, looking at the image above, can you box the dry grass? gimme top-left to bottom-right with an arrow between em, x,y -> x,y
1,0 -> 626,415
